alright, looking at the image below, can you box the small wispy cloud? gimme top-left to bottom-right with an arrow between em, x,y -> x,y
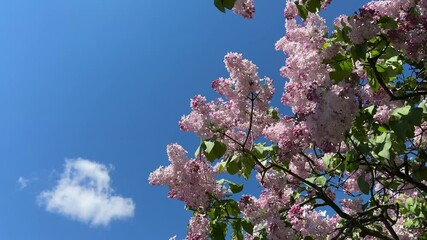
38,158 -> 135,226
17,177 -> 29,189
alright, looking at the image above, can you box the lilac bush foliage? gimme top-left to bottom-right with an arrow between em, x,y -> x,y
150,0 -> 427,239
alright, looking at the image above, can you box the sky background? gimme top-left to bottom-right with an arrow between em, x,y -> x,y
0,0 -> 368,239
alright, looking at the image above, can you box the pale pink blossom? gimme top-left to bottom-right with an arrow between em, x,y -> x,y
288,205 -> 339,239
233,0 -> 255,19
186,213 -> 211,240
179,53 -> 275,147
340,198 -> 363,215
373,105 -> 392,123
149,144 -> 225,210
284,1 -> 298,20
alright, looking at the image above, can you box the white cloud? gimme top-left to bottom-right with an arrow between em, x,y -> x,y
17,177 -> 29,189
38,158 -> 135,226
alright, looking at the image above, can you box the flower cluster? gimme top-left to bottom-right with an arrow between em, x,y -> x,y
238,190 -> 295,240
151,0 -> 427,239
232,0 -> 255,19
185,213 -> 211,240
179,52 -> 275,150
148,144 -> 225,210
274,13 -> 359,150
341,0 -> 427,62
287,205 -> 339,239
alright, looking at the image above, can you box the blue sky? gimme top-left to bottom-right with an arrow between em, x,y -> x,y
0,0 -> 368,239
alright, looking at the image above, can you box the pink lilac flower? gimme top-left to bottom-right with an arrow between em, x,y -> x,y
342,167 -> 372,194
358,84 -> 403,124
353,60 -> 367,80
284,0 -> 298,20
239,195 -> 261,223
349,0 -> 427,61
263,117 -> 310,155
233,0 -> 255,19
179,53 -> 275,148
256,169 -> 292,193
186,213 -> 211,240
347,10 -> 381,44
265,216 -> 295,240
363,0 -> 415,19
414,121 -> 427,147
340,198 -> 363,215
288,205 -> 339,239
276,13 -> 359,150
373,105 -> 392,123
239,191 -> 296,239
288,155 -> 312,181
149,144 -> 225,210
276,14 -> 331,115
321,0 -> 332,9
333,14 -> 349,28
305,83 -> 358,149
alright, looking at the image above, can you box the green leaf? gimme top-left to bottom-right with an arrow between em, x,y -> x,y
329,58 -> 353,82
240,155 -> 255,179
357,175 -> 370,194
225,200 -> 240,217
419,232 -> 427,240
223,0 -> 236,9
214,0 -> 226,13
226,156 -> 241,175
405,76 -> 418,89
263,144 -> 278,153
305,0 -> 321,13
390,106 -> 423,140
409,108 -> 423,124
374,55 -> 403,83
241,219 -> 253,234
231,220 -> 243,240
218,161 -> 227,173
364,105 -> 375,114
374,131 -> 387,144
377,126 -> 388,133
211,222 -> 227,240
195,141 -> 204,158
268,108 -> 280,120
204,141 -> 216,153
378,16 -> 398,29
405,219 -> 414,228
227,181 -> 244,193
351,43 -> 367,61
214,141 -> 227,158
253,143 -> 266,159
333,25 -> 351,42
418,99 -> 427,114
306,176 -> 327,187
362,201 -> 369,210
296,4 -> 308,20
389,120 -> 407,140
377,132 -> 392,160
216,179 -> 225,185
368,75 -> 379,92
322,154 -> 334,169
345,154 -> 360,172
406,197 -> 415,208
208,201 -> 225,219
203,140 -> 227,162
412,166 -> 427,182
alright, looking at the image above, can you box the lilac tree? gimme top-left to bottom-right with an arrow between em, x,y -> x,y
150,0 -> 427,239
